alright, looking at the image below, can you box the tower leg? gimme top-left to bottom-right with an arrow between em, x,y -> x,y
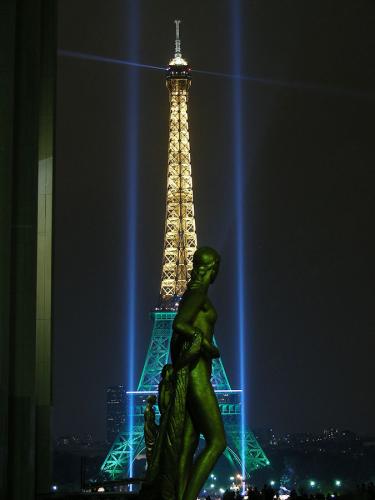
101,425 -> 144,480
226,427 -> 270,477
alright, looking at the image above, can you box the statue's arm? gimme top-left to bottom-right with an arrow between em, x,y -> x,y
173,290 -> 205,340
201,338 -> 220,359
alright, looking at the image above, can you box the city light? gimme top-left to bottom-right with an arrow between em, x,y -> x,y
51,485 -> 58,492
335,480 -> 342,487
270,480 -> 276,486
310,480 -> 316,487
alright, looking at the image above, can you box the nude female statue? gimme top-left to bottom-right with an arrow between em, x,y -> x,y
170,246 -> 227,500
142,247 -> 226,500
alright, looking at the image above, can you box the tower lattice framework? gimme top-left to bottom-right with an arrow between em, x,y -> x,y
100,20 -> 269,482
160,60 -> 197,304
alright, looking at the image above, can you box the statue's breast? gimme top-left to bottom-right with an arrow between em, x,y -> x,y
202,299 -> 217,323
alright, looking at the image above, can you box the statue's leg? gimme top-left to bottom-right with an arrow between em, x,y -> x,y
177,411 -> 199,500
182,380 -> 226,500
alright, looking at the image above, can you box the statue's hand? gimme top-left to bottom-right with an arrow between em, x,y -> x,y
201,338 -> 220,359
175,330 -> 202,369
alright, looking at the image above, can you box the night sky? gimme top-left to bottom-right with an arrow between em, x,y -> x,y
53,0 -> 375,441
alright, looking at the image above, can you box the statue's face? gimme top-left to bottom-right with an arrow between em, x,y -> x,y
193,248 -> 220,285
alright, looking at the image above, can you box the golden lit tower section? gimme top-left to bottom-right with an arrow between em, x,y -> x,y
160,20 -> 197,308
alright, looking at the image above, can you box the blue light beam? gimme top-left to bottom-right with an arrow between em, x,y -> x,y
124,0 -> 140,486
58,49 -> 163,72
58,49 -> 375,101
231,0 -> 247,487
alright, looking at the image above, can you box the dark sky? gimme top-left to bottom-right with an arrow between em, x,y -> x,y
54,0 -> 375,441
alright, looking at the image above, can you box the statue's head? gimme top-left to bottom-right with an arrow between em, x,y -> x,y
190,247 -> 221,287
161,364 -> 174,381
147,394 -> 157,405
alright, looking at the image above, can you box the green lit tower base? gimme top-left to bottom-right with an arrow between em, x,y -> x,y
100,21 -> 269,481
100,311 -> 270,480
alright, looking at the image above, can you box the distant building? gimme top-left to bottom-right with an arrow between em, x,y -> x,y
106,386 -> 126,443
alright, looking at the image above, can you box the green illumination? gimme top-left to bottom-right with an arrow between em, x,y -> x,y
101,310 -> 270,479
310,481 -> 316,487
335,480 -> 341,487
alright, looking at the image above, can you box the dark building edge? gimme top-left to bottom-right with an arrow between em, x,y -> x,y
0,1 -> 57,499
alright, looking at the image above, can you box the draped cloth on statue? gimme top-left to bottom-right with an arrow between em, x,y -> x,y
142,334 -> 202,500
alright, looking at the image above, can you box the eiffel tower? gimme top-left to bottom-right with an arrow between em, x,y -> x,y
100,20 -> 269,481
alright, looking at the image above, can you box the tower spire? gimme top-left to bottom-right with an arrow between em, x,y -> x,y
169,19 -> 188,66
174,19 -> 181,57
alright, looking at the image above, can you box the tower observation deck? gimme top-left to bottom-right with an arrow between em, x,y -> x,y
100,21 -> 269,482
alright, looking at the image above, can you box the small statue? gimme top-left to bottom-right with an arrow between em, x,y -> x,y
144,395 -> 159,468
142,247 -> 226,500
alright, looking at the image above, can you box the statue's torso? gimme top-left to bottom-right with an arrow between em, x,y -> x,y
191,296 -> 217,381
171,291 -> 217,379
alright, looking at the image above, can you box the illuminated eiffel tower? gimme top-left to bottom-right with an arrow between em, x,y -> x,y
100,20 -> 269,481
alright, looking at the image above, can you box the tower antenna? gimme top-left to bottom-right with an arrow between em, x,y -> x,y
174,19 -> 182,57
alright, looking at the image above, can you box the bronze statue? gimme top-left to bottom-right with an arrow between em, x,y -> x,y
144,395 -> 159,468
142,247 -> 226,500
